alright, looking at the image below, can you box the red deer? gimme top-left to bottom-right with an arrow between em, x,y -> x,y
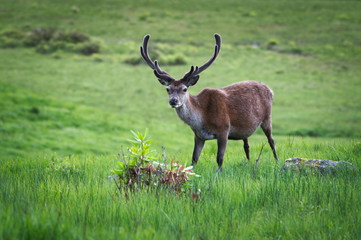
140,34 -> 278,170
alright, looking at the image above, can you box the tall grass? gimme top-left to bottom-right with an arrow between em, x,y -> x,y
1,0 -> 360,158
1,139 -> 360,239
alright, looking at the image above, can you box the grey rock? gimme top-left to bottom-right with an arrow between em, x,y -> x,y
282,158 -> 355,172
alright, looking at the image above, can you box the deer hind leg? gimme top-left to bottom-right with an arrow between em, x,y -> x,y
261,120 -> 278,162
243,138 -> 250,161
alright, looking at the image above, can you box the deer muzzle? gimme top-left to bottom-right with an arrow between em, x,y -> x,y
169,98 -> 179,108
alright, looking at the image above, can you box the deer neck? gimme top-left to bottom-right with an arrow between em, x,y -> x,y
175,95 -> 202,129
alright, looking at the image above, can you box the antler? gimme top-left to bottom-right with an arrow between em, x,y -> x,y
182,34 -> 221,81
141,34 -> 221,87
140,34 -> 170,76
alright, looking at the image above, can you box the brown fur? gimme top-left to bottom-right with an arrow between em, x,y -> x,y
171,80 -> 278,169
140,34 -> 278,169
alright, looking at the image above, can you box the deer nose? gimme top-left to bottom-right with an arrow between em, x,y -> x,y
169,98 -> 178,107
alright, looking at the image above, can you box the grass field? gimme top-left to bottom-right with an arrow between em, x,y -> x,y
1,138 -> 360,239
0,0 -> 360,239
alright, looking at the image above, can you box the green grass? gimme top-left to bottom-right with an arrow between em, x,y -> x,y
1,138 -> 360,239
1,48 -> 360,158
0,0 -> 360,239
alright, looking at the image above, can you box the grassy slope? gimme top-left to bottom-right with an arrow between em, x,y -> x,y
1,47 -> 360,158
0,0 -> 361,239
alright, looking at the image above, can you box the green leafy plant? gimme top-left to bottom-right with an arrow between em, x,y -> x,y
111,130 -> 200,197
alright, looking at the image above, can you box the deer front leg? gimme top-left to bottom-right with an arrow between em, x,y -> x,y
216,134 -> 228,171
243,138 -> 250,161
192,135 -> 205,166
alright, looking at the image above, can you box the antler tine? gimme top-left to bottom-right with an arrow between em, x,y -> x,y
182,66 -> 195,79
140,34 -> 167,75
191,34 -> 221,77
154,60 -> 166,75
140,35 -> 154,69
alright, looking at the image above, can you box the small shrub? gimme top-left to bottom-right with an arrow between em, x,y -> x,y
76,41 -> 101,55
124,41 -> 187,66
124,47 -> 159,66
154,42 -> 175,55
71,5 -> 80,14
1,29 -> 25,39
154,43 -> 187,65
111,130 -> 200,198
123,55 -> 143,65
267,38 -> 279,50
243,11 -> 257,17
24,27 -> 57,47
0,29 -> 26,48
337,13 -> 350,21
29,107 -> 40,115
139,12 -> 151,21
51,52 -> 63,59
160,53 -> 188,65
91,54 -> 104,62
1,27 -> 101,56
35,43 -> 50,54
52,30 -> 89,43
287,41 -> 303,55
0,36 -> 22,48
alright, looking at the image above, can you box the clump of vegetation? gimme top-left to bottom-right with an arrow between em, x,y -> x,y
138,12 -> 151,21
282,41 -> 304,55
111,130 -> 200,198
0,29 -> 26,48
243,10 -> 257,17
123,54 -> 144,65
71,5 -> 80,14
267,38 -> 279,50
159,53 -> 187,65
0,28 -> 101,55
124,53 -> 187,66
123,41 -> 188,66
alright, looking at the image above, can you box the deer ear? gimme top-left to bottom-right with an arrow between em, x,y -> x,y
186,75 -> 200,87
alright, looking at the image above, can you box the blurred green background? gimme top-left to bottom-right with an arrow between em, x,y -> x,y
0,0 -> 360,160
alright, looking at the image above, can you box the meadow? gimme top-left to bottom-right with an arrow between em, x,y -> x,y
0,0 -> 360,239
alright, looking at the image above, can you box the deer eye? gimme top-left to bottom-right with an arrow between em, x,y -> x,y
166,88 -> 170,93
182,87 -> 188,92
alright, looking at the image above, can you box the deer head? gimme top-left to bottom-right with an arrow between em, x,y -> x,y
140,34 -> 221,108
